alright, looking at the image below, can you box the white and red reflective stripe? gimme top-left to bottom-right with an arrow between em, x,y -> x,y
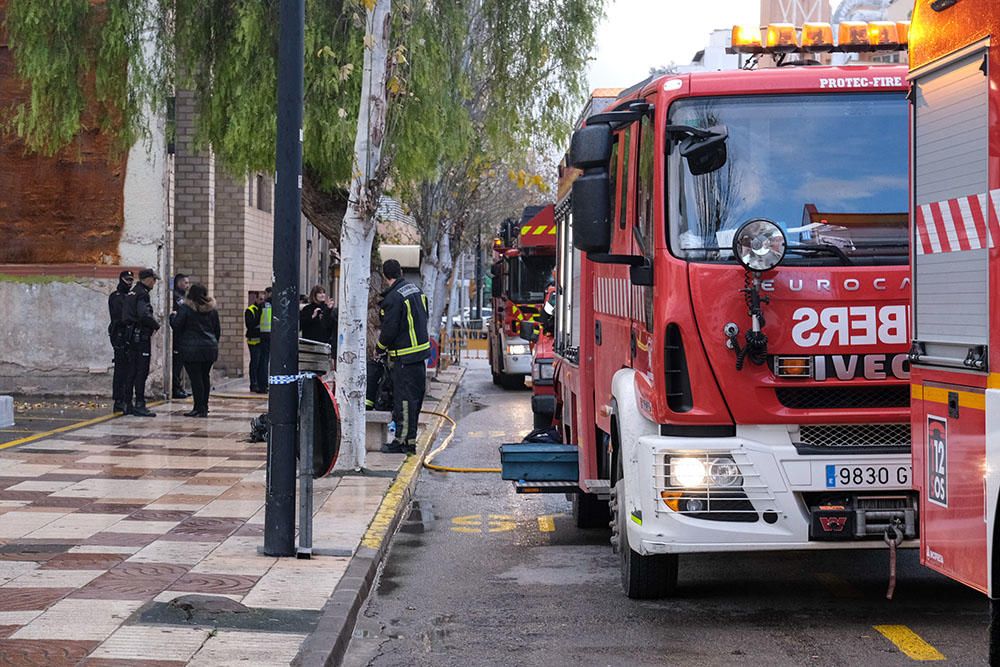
915,189 -> 1000,255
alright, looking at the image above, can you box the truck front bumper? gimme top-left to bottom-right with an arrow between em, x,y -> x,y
625,427 -> 917,555
502,354 -> 531,375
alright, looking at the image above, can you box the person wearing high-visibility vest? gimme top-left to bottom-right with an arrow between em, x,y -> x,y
256,286 -> 273,394
244,291 -> 265,393
376,259 -> 430,455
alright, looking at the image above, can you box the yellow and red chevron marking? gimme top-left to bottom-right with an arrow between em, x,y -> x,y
520,224 -> 557,236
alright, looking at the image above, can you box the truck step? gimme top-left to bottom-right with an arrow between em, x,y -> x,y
513,480 -> 580,494
583,479 -> 611,495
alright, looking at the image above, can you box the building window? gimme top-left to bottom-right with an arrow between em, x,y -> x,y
248,173 -> 273,213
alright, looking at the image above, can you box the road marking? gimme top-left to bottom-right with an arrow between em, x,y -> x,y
537,515 -> 556,532
450,514 -> 516,534
815,572 -> 863,599
874,625 -> 946,661
0,401 -> 163,452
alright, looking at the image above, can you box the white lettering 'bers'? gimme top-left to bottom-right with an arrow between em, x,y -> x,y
791,305 -> 908,347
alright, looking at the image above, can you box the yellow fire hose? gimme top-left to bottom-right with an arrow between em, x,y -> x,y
420,409 -> 501,473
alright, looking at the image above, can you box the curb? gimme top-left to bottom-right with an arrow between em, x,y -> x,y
293,367 -> 465,667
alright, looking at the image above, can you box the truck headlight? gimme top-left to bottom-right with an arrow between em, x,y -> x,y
669,456 -> 743,488
507,344 -> 530,356
732,218 -> 786,272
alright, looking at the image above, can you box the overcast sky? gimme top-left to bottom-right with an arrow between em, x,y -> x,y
587,1 -> 762,89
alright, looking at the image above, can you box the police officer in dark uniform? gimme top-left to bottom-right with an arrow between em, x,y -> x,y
377,259 -> 430,455
123,268 -> 161,417
108,270 -> 134,414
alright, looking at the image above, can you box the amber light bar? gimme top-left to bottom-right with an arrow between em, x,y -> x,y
729,21 -> 910,54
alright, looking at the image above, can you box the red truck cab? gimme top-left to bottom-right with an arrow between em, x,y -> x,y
511,25 -> 918,599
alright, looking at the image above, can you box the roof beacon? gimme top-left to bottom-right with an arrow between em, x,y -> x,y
729,21 -> 910,55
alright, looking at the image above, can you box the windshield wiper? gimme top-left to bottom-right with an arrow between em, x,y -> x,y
785,243 -> 853,266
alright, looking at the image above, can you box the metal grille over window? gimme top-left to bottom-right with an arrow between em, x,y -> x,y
775,386 -> 909,410
796,423 -> 911,449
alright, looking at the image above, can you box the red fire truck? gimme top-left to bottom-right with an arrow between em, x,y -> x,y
488,205 -> 557,389
503,22 -> 918,598
907,0 -> 1000,652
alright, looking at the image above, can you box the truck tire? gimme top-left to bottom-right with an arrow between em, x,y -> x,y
611,449 -> 678,599
499,373 -> 524,390
573,492 -> 609,529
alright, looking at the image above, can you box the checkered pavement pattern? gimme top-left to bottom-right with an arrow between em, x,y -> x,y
0,398 -> 403,666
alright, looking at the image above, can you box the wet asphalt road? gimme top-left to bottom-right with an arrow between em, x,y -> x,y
343,359 -> 989,666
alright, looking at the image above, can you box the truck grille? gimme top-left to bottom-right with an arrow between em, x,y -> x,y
776,385 -> 909,410
796,423 -> 911,450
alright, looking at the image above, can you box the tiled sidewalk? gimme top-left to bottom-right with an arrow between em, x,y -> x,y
0,380 -> 449,666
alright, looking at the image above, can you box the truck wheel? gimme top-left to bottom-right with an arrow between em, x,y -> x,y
573,492 -> 609,529
610,460 -> 678,599
499,373 -> 524,390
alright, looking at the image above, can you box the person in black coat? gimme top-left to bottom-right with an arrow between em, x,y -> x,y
170,283 -> 221,417
108,270 -> 134,414
299,285 -> 334,343
122,268 -> 161,417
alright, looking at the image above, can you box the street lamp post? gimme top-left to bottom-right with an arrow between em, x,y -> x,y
264,0 -> 304,557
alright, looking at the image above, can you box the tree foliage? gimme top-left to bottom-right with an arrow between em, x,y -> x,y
5,0 -> 601,191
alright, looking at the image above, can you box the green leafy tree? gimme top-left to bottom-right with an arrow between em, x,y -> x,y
3,0 -> 603,465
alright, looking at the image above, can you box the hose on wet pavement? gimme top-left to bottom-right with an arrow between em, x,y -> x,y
420,410 -> 501,473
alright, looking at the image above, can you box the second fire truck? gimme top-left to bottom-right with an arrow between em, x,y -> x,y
504,21 -> 918,598
489,205 -> 557,389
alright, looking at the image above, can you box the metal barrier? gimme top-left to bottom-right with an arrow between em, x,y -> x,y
440,326 -> 488,367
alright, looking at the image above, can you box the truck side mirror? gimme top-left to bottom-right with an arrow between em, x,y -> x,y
491,278 -> 502,298
570,125 -> 613,169
680,126 -> 728,176
520,321 -> 539,343
629,262 -> 653,286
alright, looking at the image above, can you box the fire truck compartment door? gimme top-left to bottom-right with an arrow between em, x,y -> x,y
912,49 -> 990,367
915,382 -> 988,594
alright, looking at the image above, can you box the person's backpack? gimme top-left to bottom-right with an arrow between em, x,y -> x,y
248,413 -> 270,443
522,426 -> 561,443
366,359 -> 393,411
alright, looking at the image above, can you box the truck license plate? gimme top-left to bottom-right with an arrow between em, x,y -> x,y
825,464 -> 910,489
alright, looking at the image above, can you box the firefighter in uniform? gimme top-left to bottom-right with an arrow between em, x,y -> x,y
108,270 -> 134,414
244,292 -> 264,393
256,286 -> 272,394
377,259 -> 430,455
122,268 -> 161,417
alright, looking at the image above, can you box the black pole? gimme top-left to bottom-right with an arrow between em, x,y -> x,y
474,219 -> 482,319
264,0 -> 304,557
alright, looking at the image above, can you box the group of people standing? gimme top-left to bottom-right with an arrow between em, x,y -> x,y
109,271 -> 222,418
108,260 -> 430,455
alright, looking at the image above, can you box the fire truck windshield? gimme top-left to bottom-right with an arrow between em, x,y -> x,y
670,92 -> 908,266
507,255 -> 554,303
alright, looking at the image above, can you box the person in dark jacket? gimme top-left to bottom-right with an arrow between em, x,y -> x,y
300,285 -> 334,343
171,283 -> 221,417
108,270 -> 134,414
170,273 -> 191,399
377,260 -> 430,455
122,268 -> 161,417
245,292 -> 264,393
